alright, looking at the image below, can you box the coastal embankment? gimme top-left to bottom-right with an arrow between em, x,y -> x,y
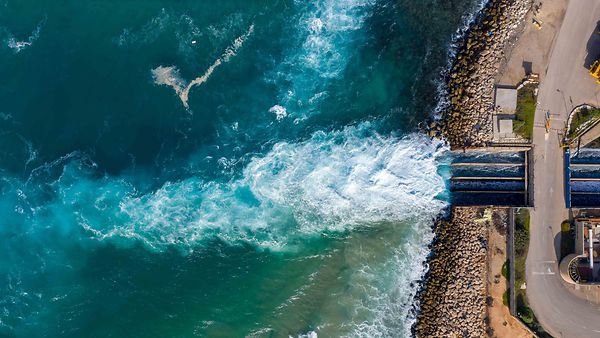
416,208 -> 489,337
429,0 -> 531,148
416,0 -> 532,336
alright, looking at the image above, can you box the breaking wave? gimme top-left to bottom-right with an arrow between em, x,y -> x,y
151,24 -> 254,108
8,123 -> 448,252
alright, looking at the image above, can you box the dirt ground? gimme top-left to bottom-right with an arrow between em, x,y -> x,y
499,0 -> 569,85
486,217 -> 534,338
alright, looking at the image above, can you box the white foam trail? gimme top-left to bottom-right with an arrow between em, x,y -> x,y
3,18 -> 45,53
55,123 -> 449,251
152,24 -> 254,108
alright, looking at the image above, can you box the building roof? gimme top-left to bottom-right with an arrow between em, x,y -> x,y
495,87 -> 518,111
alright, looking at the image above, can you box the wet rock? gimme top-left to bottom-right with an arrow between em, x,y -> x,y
415,207 -> 489,337
436,0 -> 532,149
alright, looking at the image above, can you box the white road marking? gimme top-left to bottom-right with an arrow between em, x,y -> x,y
532,261 -> 556,275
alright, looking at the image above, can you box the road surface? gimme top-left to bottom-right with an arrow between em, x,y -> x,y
527,0 -> 600,337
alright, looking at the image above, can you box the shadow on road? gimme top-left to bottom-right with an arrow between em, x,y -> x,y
584,21 -> 600,68
553,232 -> 561,263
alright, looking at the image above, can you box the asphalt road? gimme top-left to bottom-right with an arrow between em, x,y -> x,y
527,0 -> 600,337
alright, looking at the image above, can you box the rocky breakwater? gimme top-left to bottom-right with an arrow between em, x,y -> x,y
430,0 -> 531,148
415,208 -> 489,337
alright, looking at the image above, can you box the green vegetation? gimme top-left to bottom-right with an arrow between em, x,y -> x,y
513,84 -> 537,140
561,220 -> 575,260
514,208 -> 529,291
501,260 -> 509,279
568,106 -> 600,138
517,294 -> 535,324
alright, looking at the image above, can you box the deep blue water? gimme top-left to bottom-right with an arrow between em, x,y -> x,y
0,0 -> 482,336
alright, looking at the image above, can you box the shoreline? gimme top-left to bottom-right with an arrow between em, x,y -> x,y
415,208 -> 490,337
428,0 -> 531,149
415,0 -> 532,336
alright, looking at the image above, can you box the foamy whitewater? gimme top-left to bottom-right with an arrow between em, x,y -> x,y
0,0 -> 482,336
17,124 -> 447,252
269,0 -> 375,121
1,17 -> 45,53
2,125 -> 448,337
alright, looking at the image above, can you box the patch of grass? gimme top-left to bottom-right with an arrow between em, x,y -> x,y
517,293 -> 534,324
513,84 -> 537,140
561,220 -> 574,260
502,289 -> 509,306
501,260 -> 509,279
568,107 -> 600,138
514,208 -> 530,286
561,219 -> 571,232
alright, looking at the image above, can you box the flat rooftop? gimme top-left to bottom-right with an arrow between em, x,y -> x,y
495,87 -> 518,112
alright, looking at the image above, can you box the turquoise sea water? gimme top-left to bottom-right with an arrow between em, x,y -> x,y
0,0 -> 481,336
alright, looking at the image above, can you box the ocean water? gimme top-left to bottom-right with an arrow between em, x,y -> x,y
0,0 -> 481,336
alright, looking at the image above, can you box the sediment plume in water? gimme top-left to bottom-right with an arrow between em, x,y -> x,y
151,24 -> 254,108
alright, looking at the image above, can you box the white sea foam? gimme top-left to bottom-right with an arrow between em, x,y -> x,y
298,0 -> 374,78
51,123 -> 448,252
270,0 -> 374,120
152,24 -> 254,108
3,17 -> 45,53
346,227 -> 435,337
269,105 -> 288,121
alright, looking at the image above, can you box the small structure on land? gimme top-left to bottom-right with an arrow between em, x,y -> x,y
493,86 -> 519,141
560,218 -> 600,284
495,87 -> 518,114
